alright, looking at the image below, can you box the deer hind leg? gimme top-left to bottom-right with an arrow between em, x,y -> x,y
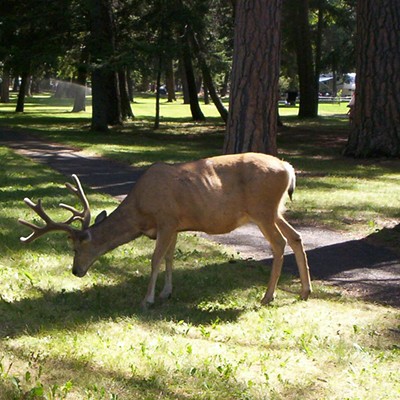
142,227 -> 176,308
159,233 -> 177,300
255,217 -> 287,304
276,217 -> 312,300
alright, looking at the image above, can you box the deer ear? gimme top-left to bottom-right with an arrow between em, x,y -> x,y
95,210 -> 107,224
79,230 -> 92,243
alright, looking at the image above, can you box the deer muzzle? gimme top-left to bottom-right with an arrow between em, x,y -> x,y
72,266 -> 88,278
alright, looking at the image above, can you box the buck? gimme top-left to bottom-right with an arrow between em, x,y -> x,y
19,152 -> 312,308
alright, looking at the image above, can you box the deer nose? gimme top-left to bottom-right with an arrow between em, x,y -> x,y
72,267 -> 86,278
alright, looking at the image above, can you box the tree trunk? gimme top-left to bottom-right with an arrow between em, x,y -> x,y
203,84 -> 209,105
165,58 -> 176,102
220,71 -> 230,97
25,76 -> 32,97
15,72 -> 29,112
12,77 -> 19,92
88,0 -> 122,131
0,65 -> 10,103
119,68 -> 134,120
295,0 -> 318,118
188,27 -> 228,123
127,72 -> 134,102
154,56 -> 162,129
72,46 -> 89,112
72,82 -> 87,112
224,0 -> 283,155
314,0 -> 324,100
181,35 -> 205,121
179,59 -> 190,104
344,0 -> 400,157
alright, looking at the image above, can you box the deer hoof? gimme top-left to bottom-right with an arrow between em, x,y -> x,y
300,289 -> 312,301
140,299 -> 154,311
158,294 -> 172,303
260,294 -> 275,305
158,290 -> 172,301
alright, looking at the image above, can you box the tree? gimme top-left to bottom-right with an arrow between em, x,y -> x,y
283,0 -> 318,118
186,26 -> 228,123
224,0 -> 283,155
344,0 -> 400,157
88,0 -> 122,131
181,27 -> 205,121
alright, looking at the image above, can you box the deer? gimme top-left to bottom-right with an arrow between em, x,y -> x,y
19,152 -> 312,308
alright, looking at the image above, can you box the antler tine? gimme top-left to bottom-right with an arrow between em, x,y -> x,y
60,174 -> 91,229
19,198 -> 75,243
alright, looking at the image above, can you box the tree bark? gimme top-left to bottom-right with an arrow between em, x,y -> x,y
344,0 -> 400,157
295,0 -> 318,118
179,58 -> 190,104
119,68 -> 134,120
72,81 -> 87,113
154,56 -> 162,129
187,27 -> 228,123
15,71 -> 29,112
0,65 -> 10,103
165,58 -> 176,102
72,46 -> 89,113
181,34 -> 205,121
88,0 -> 122,131
224,0 -> 283,155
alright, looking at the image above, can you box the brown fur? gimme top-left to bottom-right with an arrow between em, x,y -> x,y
21,152 -> 312,307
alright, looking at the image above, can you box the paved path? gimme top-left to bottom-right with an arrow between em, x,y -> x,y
0,128 -> 143,201
1,128 -> 399,307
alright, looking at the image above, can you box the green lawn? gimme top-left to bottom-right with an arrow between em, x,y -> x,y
0,94 -> 399,399
1,93 -> 398,234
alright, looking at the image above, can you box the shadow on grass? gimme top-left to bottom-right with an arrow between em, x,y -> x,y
0,259 -> 273,339
1,227 -> 399,344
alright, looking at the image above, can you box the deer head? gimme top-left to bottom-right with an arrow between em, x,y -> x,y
19,174 -> 104,277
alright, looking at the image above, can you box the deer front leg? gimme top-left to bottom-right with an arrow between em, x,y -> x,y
159,233 -> 177,300
142,228 -> 176,309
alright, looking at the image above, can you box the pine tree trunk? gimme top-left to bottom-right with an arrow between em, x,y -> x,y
15,72 -> 28,112
224,0 -> 283,155
154,56 -> 162,129
165,58 -> 176,102
344,0 -> 400,157
181,35 -> 205,121
179,59 -> 190,104
1,65 -> 10,103
188,27 -> 228,123
72,46 -> 89,112
295,0 -> 318,118
88,0 -> 122,131
119,68 -> 134,120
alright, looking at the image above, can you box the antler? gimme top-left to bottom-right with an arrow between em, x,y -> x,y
60,174 -> 91,229
19,175 -> 92,243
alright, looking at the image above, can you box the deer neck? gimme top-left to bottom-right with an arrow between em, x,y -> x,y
89,200 -> 142,255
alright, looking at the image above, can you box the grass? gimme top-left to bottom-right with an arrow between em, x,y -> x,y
0,93 -> 399,399
1,92 -> 399,235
